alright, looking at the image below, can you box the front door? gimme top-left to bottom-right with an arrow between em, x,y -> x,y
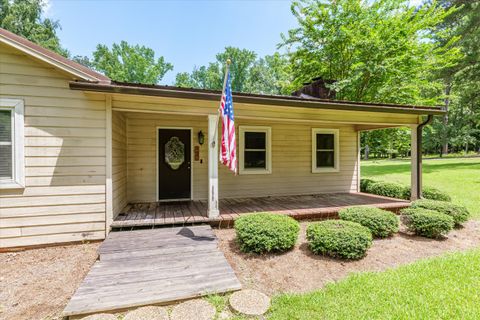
158,129 -> 191,200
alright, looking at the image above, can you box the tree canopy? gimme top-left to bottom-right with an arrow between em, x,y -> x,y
0,0 -> 68,56
91,41 -> 173,83
281,0 -> 461,105
175,47 -> 292,95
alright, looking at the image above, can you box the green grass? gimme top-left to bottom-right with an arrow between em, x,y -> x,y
361,157 -> 480,218
268,249 -> 480,320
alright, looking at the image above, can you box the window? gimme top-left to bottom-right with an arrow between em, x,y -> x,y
239,126 -> 271,174
312,128 -> 339,173
0,99 -> 24,189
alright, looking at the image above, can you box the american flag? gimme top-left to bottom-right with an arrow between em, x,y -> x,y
220,71 -> 237,173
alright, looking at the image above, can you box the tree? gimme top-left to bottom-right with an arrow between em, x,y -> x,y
281,0 -> 461,105
175,47 -> 292,94
92,41 -> 173,83
0,0 -> 68,56
432,0 -> 480,156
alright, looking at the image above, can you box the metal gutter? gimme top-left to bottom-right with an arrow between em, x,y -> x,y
69,81 -> 447,116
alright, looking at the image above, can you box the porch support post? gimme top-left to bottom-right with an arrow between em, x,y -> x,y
410,124 -> 420,201
105,95 -> 113,235
411,115 -> 434,201
208,114 -> 220,218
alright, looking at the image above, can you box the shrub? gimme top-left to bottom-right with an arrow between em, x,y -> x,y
338,206 -> 399,238
360,178 -> 376,192
401,208 -> 454,238
411,199 -> 469,226
306,220 -> 373,259
366,181 -> 405,199
402,186 -> 451,202
234,213 -> 300,254
422,186 -> 452,202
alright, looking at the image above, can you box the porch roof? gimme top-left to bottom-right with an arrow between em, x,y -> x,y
70,80 -> 446,116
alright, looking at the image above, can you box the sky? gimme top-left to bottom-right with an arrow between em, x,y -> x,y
47,0 -> 298,84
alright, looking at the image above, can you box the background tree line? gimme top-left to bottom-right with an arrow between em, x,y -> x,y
1,0 -> 478,157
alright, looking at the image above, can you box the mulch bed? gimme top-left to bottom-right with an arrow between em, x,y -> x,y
1,220 -> 479,319
215,220 -> 480,295
0,242 -> 100,320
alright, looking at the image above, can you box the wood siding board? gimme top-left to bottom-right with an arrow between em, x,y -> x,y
0,44 -> 107,248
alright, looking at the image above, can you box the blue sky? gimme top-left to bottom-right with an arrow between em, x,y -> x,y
48,0 -> 298,84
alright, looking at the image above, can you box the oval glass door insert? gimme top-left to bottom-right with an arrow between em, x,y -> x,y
164,136 -> 185,170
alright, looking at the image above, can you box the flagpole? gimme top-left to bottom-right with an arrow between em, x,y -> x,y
211,59 -> 231,148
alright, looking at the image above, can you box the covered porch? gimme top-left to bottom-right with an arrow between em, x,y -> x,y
111,192 -> 409,229
97,83 -> 444,232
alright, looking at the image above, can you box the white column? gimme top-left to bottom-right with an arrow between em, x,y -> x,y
410,125 -> 419,201
208,114 -> 220,218
105,95 -> 113,235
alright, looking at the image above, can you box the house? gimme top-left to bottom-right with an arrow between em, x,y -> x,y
0,28 -> 445,249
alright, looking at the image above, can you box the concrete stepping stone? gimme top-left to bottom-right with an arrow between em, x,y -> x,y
123,306 -> 169,320
229,289 -> 270,315
170,299 -> 216,320
81,313 -> 117,320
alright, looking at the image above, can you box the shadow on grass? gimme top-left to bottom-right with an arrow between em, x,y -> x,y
363,161 -> 480,177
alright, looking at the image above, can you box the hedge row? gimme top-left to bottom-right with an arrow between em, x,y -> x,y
234,197 -> 467,258
361,179 -> 451,201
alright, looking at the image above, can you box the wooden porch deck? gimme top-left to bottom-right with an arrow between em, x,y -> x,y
112,192 -> 409,229
63,225 -> 241,317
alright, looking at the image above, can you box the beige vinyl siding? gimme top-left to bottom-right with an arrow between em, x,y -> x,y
125,113 -> 207,202
0,44 -> 106,248
120,109 -> 359,203
112,111 -> 127,216
220,121 -> 358,197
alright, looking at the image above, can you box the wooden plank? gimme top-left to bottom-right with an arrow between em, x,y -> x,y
63,225 -> 241,317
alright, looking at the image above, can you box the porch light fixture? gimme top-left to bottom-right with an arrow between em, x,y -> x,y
198,130 -> 205,145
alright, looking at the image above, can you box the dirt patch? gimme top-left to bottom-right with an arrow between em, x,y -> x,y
0,242 -> 100,320
215,220 -> 480,295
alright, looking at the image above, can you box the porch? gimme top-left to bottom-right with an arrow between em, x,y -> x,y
111,192 -> 409,229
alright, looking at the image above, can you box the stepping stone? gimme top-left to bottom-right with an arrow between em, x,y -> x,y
229,289 -> 270,315
81,314 -> 117,320
171,299 -> 216,320
124,306 -> 169,320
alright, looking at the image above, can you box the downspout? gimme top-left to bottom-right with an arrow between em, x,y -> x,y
416,115 -> 434,199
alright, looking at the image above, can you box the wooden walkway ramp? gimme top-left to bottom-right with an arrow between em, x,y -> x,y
63,225 -> 241,317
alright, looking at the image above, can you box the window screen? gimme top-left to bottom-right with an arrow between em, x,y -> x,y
316,133 -> 335,168
0,110 -> 13,180
244,131 -> 266,169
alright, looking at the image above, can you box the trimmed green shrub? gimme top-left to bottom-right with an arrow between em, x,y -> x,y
306,220 -> 373,259
360,178 -> 376,192
234,213 -> 300,254
401,208 -> 454,238
411,199 -> 469,226
339,206 -> 399,238
422,186 -> 452,202
366,181 -> 405,199
402,185 -> 451,202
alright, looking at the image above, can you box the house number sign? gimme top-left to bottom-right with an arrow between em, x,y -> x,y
165,136 -> 185,170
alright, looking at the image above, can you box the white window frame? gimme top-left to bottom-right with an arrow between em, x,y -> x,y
239,126 -> 272,175
0,98 -> 25,189
312,128 -> 340,173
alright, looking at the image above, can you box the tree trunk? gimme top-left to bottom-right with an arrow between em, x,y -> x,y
441,83 -> 451,156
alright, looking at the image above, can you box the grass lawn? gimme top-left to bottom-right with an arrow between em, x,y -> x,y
268,249 -> 480,320
361,157 -> 480,218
